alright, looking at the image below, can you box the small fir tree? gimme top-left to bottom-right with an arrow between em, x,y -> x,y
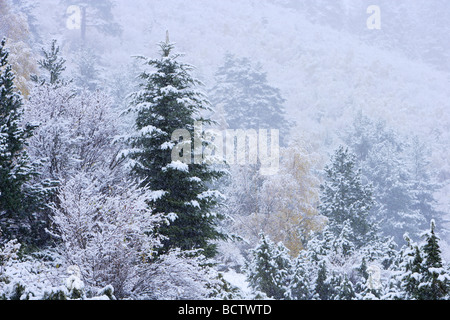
319,146 -> 376,247
420,220 -> 449,300
286,255 -> 311,300
31,39 -> 67,86
246,233 -> 291,299
314,261 -> 331,300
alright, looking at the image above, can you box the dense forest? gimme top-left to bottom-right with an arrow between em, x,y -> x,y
0,0 -> 449,300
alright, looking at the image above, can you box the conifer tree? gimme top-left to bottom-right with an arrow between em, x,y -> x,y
314,261 -> 331,300
400,224 -> 450,300
411,246 -> 425,298
319,146 -> 376,247
210,54 -> 293,146
358,257 -> 369,281
420,220 -> 449,300
0,38 -> 40,242
329,273 -> 356,300
286,255 -> 311,300
345,113 -> 443,244
31,39 -> 67,86
399,234 -> 423,299
246,233 -> 291,299
128,37 -> 225,257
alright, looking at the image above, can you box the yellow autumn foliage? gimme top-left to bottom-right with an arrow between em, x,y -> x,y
0,0 -> 37,97
232,136 -> 326,257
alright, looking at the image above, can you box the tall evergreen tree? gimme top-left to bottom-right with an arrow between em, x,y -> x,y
210,54 -> 293,146
314,261 -> 331,300
128,37 -> 225,257
344,112 -> 443,244
319,146 -> 376,247
0,38 -> 40,243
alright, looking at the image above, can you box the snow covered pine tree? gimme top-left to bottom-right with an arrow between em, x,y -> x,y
246,233 -> 292,299
419,220 -> 449,299
400,221 -> 450,300
319,146 -> 377,248
128,36 -> 226,258
0,38 -> 41,243
210,54 -> 292,146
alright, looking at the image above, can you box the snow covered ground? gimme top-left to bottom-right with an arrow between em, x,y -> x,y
222,269 -> 252,297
